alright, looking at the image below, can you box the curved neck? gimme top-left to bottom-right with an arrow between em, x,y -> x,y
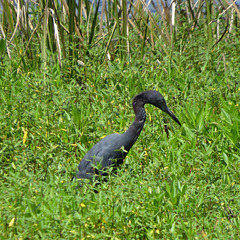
123,101 -> 146,151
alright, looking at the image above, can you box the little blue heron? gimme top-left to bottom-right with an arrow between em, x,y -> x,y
75,90 -> 181,181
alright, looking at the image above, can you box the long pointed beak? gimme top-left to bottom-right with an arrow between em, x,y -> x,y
164,106 -> 181,126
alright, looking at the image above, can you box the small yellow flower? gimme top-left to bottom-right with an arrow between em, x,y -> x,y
22,128 -> 28,144
9,217 -> 15,227
80,203 -> 86,207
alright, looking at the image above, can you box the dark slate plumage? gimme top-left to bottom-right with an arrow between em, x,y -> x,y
76,90 -> 181,181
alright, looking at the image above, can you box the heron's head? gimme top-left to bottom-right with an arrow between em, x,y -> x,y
144,90 -> 181,126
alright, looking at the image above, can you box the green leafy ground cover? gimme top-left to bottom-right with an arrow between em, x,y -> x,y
1,36 -> 240,239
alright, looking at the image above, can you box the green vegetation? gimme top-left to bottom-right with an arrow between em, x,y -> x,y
1,0 -> 240,239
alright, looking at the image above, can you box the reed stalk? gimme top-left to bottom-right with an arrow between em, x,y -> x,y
1,0 -> 239,70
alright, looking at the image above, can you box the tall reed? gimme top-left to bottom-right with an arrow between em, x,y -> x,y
1,0 -> 239,70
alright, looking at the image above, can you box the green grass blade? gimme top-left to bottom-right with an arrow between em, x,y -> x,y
88,0 -> 100,46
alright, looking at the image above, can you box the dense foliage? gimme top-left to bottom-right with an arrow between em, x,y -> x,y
1,0 -> 240,239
